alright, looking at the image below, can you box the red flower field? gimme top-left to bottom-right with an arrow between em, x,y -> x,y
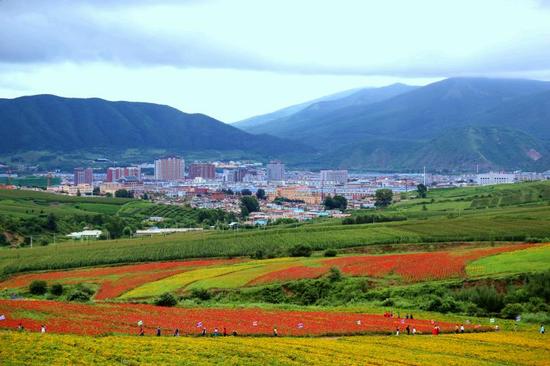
249,244 -> 534,285
0,259 -> 241,300
0,300 -> 488,336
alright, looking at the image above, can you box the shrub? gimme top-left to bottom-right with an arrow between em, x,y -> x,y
327,267 -> 342,282
190,288 -> 211,301
500,303 -> 525,319
29,280 -> 47,295
155,292 -> 178,307
289,244 -> 312,257
381,298 -> 394,307
50,283 -> 64,296
68,290 -> 91,302
324,249 -> 337,257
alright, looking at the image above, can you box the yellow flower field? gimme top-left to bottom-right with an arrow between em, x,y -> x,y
0,330 -> 548,365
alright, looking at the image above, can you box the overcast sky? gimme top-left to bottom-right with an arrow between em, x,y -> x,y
1,0 -> 550,122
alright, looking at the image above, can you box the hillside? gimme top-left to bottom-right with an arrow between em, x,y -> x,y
242,78 -> 550,170
237,83 -> 418,136
0,94 -> 309,158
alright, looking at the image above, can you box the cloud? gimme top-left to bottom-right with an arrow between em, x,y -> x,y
0,0 -> 550,78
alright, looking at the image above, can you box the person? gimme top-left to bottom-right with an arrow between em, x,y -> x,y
232,330 -> 238,336
495,325 -> 499,332
223,327 -> 227,337
406,325 -> 410,335
273,327 -> 278,337
410,314 -> 413,320
18,322 -> 24,332
213,327 -> 219,337
139,327 -> 144,336
202,327 -> 207,336
412,327 -> 416,335
460,325 -> 465,334
174,328 -> 180,337
396,327 -> 400,336
156,326 -> 161,337
455,325 -> 459,334
41,324 -> 46,334
541,325 -> 545,334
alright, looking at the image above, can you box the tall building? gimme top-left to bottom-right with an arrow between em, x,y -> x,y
320,170 -> 348,185
267,160 -> 285,181
74,168 -> 93,185
189,163 -> 216,180
154,157 -> 185,181
223,167 -> 247,183
106,167 -> 141,182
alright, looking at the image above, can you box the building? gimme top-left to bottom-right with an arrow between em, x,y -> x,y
476,172 -> 515,186
73,168 -> 93,185
188,163 -> 216,180
320,170 -> 349,185
267,160 -> 285,181
66,229 -> 102,240
223,167 -> 248,183
271,186 -> 322,205
106,167 -> 141,182
154,157 -> 185,181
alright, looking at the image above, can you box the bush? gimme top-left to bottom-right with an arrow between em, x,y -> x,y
50,283 -> 64,296
500,303 -> 525,319
327,267 -> 342,282
68,290 -> 91,302
29,280 -> 48,295
155,292 -> 178,307
288,244 -> 312,257
324,249 -> 337,257
190,288 -> 211,301
381,298 -> 394,307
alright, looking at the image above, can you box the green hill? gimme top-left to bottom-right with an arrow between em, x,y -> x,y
0,94 -> 310,159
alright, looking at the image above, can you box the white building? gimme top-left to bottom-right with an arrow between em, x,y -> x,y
476,172 -> 515,186
66,230 -> 102,239
320,170 -> 349,185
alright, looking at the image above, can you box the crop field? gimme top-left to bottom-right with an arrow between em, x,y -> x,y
0,299 -> 487,336
0,258 -> 240,300
2,243 -> 538,301
0,330 -> 547,365
466,243 -> 550,277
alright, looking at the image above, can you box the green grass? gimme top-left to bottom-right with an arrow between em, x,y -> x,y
0,176 -> 61,188
466,244 -> 550,277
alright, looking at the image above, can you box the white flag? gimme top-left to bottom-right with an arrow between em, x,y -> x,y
137,320 -> 143,327
252,321 -> 258,327
196,321 -> 203,328
356,320 -> 361,325
0,315 -> 5,321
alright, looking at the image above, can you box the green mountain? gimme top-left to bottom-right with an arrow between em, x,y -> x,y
242,77 -> 550,171
237,83 -> 418,136
0,94 -> 310,159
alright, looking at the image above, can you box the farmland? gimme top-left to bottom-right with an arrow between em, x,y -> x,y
0,330 -> 547,365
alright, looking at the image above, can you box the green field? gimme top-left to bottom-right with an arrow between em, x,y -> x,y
467,244 -> 550,277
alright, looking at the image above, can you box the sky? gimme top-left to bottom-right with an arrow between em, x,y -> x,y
1,0 -> 550,122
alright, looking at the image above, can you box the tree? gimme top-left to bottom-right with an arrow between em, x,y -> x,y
122,226 -> 133,237
76,189 -> 81,197
256,188 -> 266,200
374,189 -> 393,208
240,188 -> 252,196
288,244 -> 312,257
29,280 -> 47,295
105,216 -> 125,239
323,195 -> 347,210
115,189 -> 133,198
155,292 -> 178,307
417,183 -> 428,198
92,186 -> 100,196
0,233 -> 7,246
45,213 -> 57,231
50,283 -> 64,296
240,196 -> 260,218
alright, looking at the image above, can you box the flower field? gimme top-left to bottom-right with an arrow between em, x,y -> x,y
0,300 -> 485,336
249,243 -> 535,285
0,330 -> 547,365
0,259 -> 241,300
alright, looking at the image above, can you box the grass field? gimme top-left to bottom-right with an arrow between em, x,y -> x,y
0,330 -> 547,365
467,244 -> 550,277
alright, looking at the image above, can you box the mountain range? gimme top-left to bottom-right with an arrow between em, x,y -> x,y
0,95 -> 310,165
235,77 -> 550,171
2,77 -> 550,171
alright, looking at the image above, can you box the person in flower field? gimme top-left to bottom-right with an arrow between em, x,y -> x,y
273,327 -> 278,337
173,328 -> 180,337
156,326 -> 161,337
223,327 -> 227,337
41,324 -> 46,334
201,327 -> 207,336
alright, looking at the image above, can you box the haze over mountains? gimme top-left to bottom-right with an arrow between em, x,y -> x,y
236,77 -> 550,171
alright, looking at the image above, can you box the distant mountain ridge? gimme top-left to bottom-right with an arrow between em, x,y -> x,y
237,77 -> 550,171
0,94 -> 310,158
